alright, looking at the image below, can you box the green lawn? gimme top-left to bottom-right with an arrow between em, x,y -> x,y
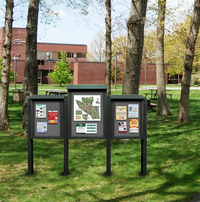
1,87 -> 200,201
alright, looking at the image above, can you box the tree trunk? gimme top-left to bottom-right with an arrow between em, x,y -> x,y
122,0 -> 147,95
178,0 -> 200,122
23,0 -> 39,136
156,0 -> 172,116
0,0 -> 14,131
105,0 -> 112,96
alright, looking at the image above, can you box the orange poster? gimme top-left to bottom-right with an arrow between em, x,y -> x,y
129,119 -> 139,133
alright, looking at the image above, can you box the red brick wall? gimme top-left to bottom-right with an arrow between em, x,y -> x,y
140,63 -> 169,85
37,43 -> 87,53
10,60 -> 25,83
11,60 -> 106,85
76,62 -> 105,84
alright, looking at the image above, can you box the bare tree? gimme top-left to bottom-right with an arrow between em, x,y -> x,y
0,0 -> 14,130
105,0 -> 112,96
122,0 -> 148,95
156,0 -> 172,115
87,30 -> 106,62
178,0 -> 200,122
23,0 -> 39,136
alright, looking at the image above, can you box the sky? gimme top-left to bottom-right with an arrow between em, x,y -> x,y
0,0 -> 194,48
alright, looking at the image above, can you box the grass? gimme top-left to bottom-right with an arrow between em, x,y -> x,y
1,86 -> 200,201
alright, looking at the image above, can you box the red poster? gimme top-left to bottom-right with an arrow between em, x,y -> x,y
48,111 -> 58,124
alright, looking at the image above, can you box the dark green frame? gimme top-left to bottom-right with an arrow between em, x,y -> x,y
109,95 -> 147,139
28,95 -> 67,139
67,85 -> 108,139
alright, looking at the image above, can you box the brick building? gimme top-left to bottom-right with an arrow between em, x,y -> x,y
0,27 -> 106,85
0,27 -> 178,85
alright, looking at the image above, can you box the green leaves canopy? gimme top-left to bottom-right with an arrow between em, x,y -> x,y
48,51 -> 73,86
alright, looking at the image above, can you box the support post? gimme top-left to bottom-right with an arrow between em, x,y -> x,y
141,138 -> 147,175
106,137 -> 111,176
64,96 -> 69,176
28,99 -> 33,175
64,138 -> 69,176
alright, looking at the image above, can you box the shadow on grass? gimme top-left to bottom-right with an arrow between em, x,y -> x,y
1,90 -> 200,201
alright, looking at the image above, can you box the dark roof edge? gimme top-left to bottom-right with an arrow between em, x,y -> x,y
37,42 -> 87,46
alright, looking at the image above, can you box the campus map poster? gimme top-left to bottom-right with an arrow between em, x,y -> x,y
74,95 -> 101,121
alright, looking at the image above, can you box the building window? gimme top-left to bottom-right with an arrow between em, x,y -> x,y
37,51 -> 61,60
77,53 -> 86,58
66,52 -> 86,58
37,51 -> 46,59
66,52 -> 74,58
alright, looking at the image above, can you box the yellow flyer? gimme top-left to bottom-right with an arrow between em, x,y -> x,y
116,106 -> 127,120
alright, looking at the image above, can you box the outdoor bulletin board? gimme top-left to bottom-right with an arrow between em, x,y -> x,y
28,86 -> 147,176
109,95 -> 147,139
28,95 -> 66,139
67,85 -> 108,139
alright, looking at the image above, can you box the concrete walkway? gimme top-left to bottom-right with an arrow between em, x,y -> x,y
139,86 -> 200,90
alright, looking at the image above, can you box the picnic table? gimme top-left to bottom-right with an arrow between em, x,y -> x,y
45,90 -> 67,95
145,88 -> 173,99
147,98 -> 157,110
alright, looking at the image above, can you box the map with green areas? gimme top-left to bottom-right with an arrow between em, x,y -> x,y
74,95 -> 101,121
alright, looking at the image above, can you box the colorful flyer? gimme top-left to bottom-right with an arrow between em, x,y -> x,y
37,122 -> 47,133
116,106 -> 127,120
128,104 -> 139,118
48,111 -> 58,124
129,119 -> 139,133
36,104 -> 46,118
118,122 -> 127,133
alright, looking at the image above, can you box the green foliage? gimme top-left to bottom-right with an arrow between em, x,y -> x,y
165,15 -> 200,75
0,56 -> 15,82
191,71 -> 200,85
48,51 -> 73,86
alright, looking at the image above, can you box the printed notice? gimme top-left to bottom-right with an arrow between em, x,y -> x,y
36,104 -> 46,118
118,122 -> 127,133
76,123 -> 97,134
37,122 -> 47,133
74,95 -> 101,121
86,123 -> 97,134
76,123 -> 86,134
128,104 -> 139,118
116,106 -> 127,120
129,119 -> 139,133
48,111 -> 58,124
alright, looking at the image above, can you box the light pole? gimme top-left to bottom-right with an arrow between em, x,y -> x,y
13,55 -> 21,89
46,52 -> 52,85
115,52 -> 121,90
